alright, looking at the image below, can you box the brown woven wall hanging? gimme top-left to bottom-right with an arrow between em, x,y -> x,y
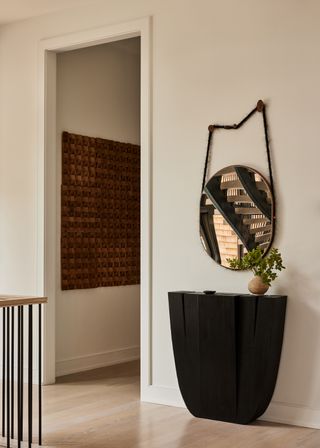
61,131 -> 140,290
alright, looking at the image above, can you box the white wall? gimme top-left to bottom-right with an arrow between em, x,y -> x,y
0,0 -> 320,428
55,39 -> 141,376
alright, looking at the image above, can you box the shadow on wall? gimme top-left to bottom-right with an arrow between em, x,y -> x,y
275,267 -> 320,409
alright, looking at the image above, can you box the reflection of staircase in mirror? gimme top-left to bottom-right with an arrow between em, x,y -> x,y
213,212 -> 240,266
204,167 -> 272,265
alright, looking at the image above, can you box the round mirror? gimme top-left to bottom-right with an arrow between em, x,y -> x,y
200,165 -> 274,268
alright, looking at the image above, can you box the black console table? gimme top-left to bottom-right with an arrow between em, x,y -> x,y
168,291 -> 287,424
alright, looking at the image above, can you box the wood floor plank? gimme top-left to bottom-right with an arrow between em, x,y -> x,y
41,361 -> 320,448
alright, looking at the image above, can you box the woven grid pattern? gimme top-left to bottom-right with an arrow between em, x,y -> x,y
61,132 -> 140,290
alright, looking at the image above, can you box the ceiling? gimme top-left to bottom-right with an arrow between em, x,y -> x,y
0,0 -> 93,25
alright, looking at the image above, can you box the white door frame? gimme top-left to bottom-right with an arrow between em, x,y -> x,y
37,17 -> 152,392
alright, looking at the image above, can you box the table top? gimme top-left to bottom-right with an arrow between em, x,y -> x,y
0,295 -> 48,307
169,291 -> 287,299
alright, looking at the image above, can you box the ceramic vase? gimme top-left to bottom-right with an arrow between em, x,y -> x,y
248,275 -> 269,295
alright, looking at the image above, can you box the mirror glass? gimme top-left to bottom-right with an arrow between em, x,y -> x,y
200,165 -> 274,268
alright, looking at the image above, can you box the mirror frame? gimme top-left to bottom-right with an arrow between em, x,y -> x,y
200,165 -> 275,269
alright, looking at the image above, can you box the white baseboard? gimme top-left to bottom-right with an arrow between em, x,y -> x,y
261,400 -> 320,429
141,385 -> 320,429
141,384 -> 185,408
56,345 -> 140,377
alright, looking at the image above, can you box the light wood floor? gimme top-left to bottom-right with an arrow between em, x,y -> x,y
43,361 -> 320,448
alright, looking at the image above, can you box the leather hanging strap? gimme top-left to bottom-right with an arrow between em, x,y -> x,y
202,100 -> 275,200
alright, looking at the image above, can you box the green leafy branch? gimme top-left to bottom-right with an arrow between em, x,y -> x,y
227,248 -> 285,286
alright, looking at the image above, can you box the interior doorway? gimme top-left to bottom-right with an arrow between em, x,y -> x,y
38,19 -> 152,392
55,38 -> 141,378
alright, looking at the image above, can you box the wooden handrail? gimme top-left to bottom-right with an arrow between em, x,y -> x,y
0,296 -> 47,308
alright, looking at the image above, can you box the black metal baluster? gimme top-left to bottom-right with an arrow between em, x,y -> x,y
28,306 -> 33,448
10,308 -> 14,439
38,304 -> 42,445
21,306 -> 24,443
17,307 -> 21,448
1,301 -> 44,448
2,308 -> 6,438
6,307 -> 10,448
